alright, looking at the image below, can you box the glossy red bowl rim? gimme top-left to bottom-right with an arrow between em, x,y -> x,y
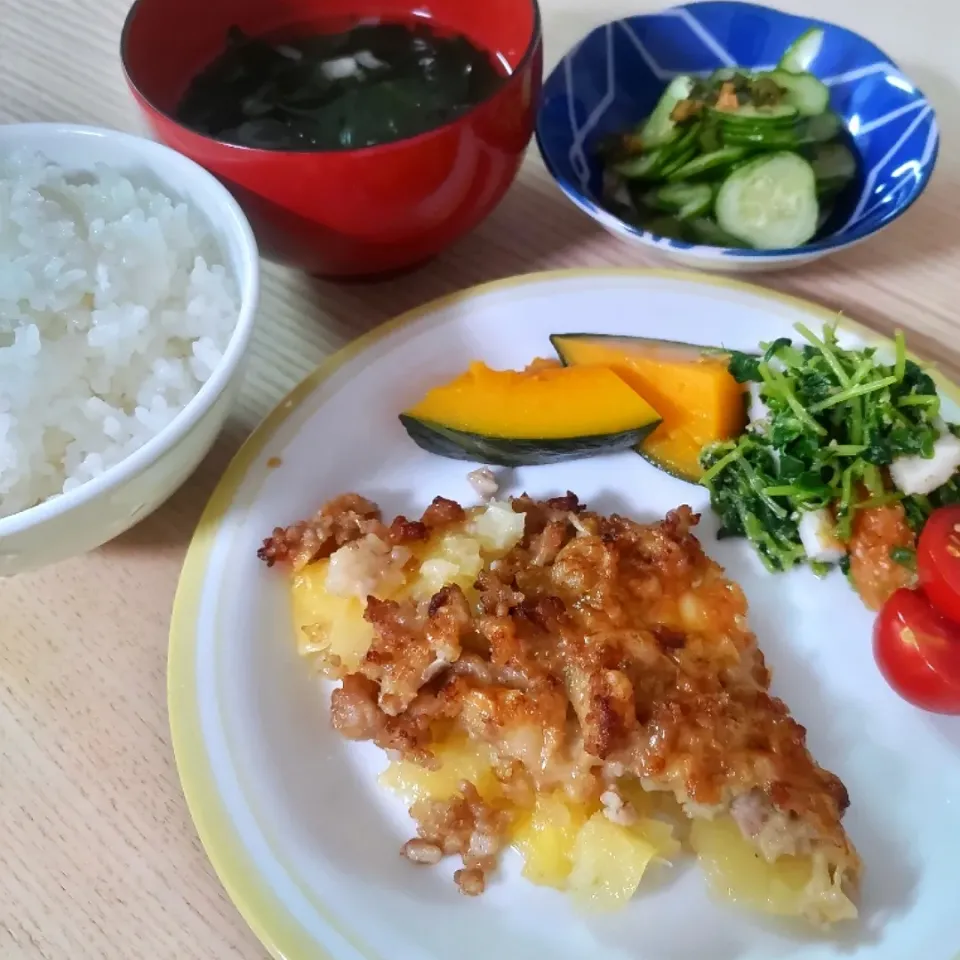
119,0 -> 542,158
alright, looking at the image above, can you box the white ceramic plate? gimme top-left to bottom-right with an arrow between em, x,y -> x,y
169,269 -> 960,960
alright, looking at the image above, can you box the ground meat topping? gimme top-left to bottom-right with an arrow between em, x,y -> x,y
265,491 -> 860,898
421,496 -> 466,530
474,569 -> 525,617
401,838 -> 443,865
257,493 -> 382,569
360,585 -> 471,715
388,515 -> 429,545
454,868 -> 486,896
407,781 -> 512,892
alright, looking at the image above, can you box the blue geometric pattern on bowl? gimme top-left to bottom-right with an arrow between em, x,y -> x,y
535,1 -> 939,258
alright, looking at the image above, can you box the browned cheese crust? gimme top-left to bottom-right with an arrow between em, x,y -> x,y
262,492 -> 861,891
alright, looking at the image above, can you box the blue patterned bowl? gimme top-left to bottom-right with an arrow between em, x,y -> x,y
536,1 -> 939,271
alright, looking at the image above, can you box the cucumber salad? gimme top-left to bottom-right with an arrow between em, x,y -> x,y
699,324 -> 960,606
599,29 -> 857,250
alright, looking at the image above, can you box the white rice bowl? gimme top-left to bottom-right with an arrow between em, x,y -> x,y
0,149 -> 239,520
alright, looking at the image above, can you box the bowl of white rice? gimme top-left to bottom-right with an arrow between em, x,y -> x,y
0,123 -> 259,575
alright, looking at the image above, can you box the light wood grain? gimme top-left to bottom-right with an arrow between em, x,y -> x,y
1,0 -> 958,957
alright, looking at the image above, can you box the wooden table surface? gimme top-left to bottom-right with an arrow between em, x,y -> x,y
2,0 -> 958,956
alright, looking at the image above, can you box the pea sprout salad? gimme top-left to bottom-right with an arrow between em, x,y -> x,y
598,28 -> 858,250
699,324 -> 960,586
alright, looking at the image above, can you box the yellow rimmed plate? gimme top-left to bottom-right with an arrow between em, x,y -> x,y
169,269 -> 960,960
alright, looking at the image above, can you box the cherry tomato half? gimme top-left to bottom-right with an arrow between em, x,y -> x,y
918,505 -> 960,624
874,588 -> 960,714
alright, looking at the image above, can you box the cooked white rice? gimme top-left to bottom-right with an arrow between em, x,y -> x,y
0,150 -> 239,520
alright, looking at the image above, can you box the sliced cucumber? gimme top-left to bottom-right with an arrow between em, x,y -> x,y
779,27 -> 824,74
687,217 -> 749,247
809,142 -> 857,183
677,188 -> 714,221
797,111 -> 843,146
659,147 -> 699,179
759,70 -> 830,117
648,182 -> 714,220
656,123 -> 703,178
661,122 -> 702,159
600,25 -> 849,245
613,147 -> 667,179
723,127 -> 800,150
699,121 -> 722,153
715,152 -> 819,250
714,103 -> 799,124
666,145 -> 748,181
642,75 -> 696,148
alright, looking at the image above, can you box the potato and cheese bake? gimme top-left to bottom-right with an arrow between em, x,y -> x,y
259,491 -> 860,924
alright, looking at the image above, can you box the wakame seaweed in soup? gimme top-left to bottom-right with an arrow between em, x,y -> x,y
176,22 -> 505,151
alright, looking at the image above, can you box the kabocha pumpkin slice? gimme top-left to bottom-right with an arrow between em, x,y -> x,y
550,335 -> 747,483
399,361 -> 662,467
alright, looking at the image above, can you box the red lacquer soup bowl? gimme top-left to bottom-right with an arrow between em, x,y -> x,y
121,0 -> 542,277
